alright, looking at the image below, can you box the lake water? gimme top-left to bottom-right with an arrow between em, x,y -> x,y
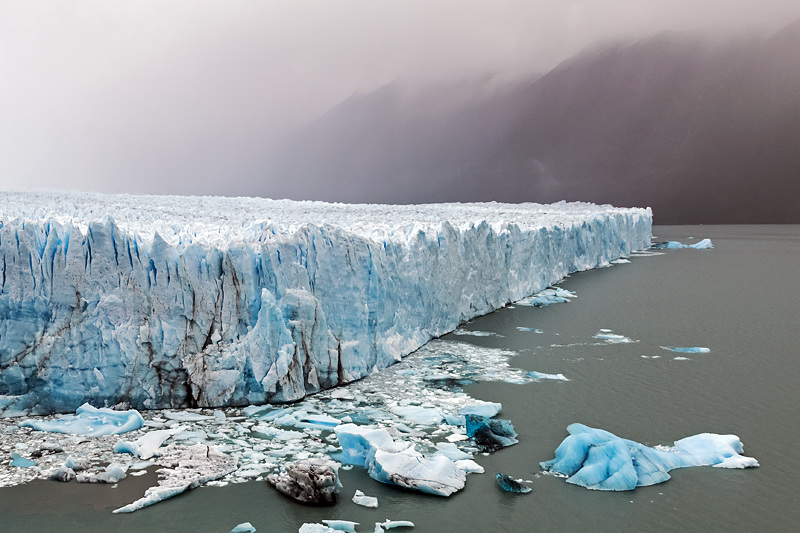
1,225 -> 798,532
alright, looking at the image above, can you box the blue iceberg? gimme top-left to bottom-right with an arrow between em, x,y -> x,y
541,423 -> 759,491
652,239 -> 713,250
19,403 -> 144,436
465,414 -> 518,452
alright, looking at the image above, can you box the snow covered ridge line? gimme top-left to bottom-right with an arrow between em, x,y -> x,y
0,192 -> 652,415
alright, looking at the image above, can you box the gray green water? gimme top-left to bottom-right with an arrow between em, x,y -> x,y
1,225 -> 798,532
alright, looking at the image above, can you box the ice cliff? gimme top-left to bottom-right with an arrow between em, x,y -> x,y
0,192 -> 651,415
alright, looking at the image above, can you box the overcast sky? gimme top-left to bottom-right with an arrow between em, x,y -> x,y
1,0 -> 798,197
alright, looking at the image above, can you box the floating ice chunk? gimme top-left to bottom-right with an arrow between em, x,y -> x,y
334,424 -> 404,467
163,411 -> 214,422
114,427 -> 184,459
516,327 -> 543,333
252,425 -> 305,441
465,415 -> 518,452
673,357 -> 690,361
390,406 -> 445,426
322,520 -> 359,532
10,453 -> 36,468
516,287 -> 576,307
299,524 -> 338,533
434,442 -> 472,461
527,371 -> 568,381
65,456 -> 91,471
454,459 -> 484,474
378,520 -> 415,529
452,330 -> 499,337
76,462 -> 128,483
458,401 -> 502,419
114,444 -> 237,513
49,465 -> 76,482
352,489 -> 379,508
268,459 -> 340,505
540,423 -> 758,491
495,473 -> 531,493
368,447 -> 466,497
230,523 -> 256,533
19,404 -> 144,436
661,346 -> 710,354
611,258 -> 631,264
594,331 -> 634,344
652,239 -> 713,250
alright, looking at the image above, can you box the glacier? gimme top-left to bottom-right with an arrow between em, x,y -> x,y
0,192 -> 651,415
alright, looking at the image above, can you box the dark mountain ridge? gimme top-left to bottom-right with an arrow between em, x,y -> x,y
261,22 -> 800,224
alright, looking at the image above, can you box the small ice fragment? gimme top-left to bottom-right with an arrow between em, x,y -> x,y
114,427 -> 183,459
352,489 -> 378,508
10,453 -> 37,468
673,356 -> 690,361
379,520 -> 415,529
49,465 -> 76,482
495,473 -> 532,493
230,522 -> 256,533
322,520 -> 359,532
299,524 -> 338,533
660,346 -> 710,353
458,401 -> 502,419
516,327 -> 543,333
390,406 -> 444,426
435,442 -> 472,461
162,411 -> 214,422
527,371 -> 568,381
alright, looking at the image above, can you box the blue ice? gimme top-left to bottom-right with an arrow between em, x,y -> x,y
10,452 -> 36,468
19,403 -> 144,436
229,523 -> 256,533
541,423 -> 758,491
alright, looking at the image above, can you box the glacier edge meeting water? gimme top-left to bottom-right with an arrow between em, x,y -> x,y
0,192 -> 651,416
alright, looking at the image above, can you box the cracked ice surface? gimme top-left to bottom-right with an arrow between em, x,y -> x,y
0,192 -> 651,415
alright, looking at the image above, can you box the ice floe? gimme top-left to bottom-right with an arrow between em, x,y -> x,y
516,287 -> 576,307
230,523 -> 256,533
268,459 -> 341,505
652,239 -> 713,250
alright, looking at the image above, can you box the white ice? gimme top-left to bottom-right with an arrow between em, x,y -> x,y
352,489 -> 379,508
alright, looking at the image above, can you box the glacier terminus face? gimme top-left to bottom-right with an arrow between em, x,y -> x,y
0,192 -> 652,415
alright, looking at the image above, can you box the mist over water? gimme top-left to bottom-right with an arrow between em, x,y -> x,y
1,225 -> 797,532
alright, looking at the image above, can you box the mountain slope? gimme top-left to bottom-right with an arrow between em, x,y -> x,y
262,22 -> 800,223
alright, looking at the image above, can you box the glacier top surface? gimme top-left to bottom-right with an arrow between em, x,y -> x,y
0,191 -> 649,247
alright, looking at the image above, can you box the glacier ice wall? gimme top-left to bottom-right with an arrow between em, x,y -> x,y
0,192 -> 651,415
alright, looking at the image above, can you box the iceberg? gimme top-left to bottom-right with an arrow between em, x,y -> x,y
334,423 -> 467,496
352,489 -> 379,508
540,423 -> 758,491
652,239 -> 713,250
113,426 -> 183,459
267,459 -> 341,505
0,192 -> 651,415
495,473 -> 532,493
465,414 -> 518,452
230,523 -> 256,533
10,452 -> 36,468
18,403 -> 144,435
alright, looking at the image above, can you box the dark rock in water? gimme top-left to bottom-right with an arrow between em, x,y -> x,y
267,459 -> 340,505
50,466 -> 77,482
465,414 -> 518,452
496,473 -> 531,493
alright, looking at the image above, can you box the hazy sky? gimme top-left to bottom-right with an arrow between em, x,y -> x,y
1,0 -> 798,196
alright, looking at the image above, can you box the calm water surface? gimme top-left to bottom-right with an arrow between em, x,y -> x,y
1,225 -> 798,532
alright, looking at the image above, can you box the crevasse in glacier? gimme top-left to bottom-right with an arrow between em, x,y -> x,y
0,192 -> 652,415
